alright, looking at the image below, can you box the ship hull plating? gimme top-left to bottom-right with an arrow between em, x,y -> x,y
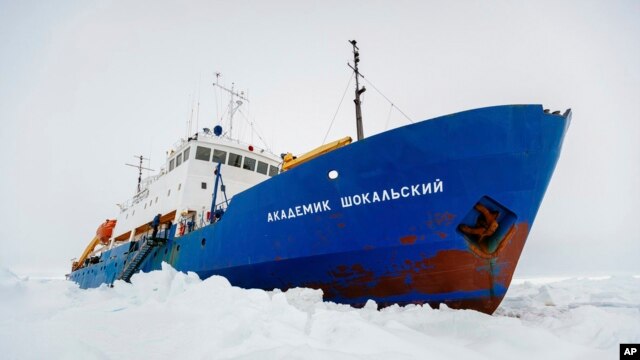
69,105 -> 570,314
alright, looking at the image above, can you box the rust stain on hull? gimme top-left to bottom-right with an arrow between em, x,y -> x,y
313,222 -> 530,314
399,235 -> 417,245
426,212 -> 457,229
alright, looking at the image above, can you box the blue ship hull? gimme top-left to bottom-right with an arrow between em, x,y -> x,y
69,105 -> 570,314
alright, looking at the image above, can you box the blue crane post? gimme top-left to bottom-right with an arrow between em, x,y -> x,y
210,162 -> 222,223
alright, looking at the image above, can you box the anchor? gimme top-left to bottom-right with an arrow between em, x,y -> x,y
458,204 -> 500,247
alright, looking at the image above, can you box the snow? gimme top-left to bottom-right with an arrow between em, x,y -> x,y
0,264 -> 638,359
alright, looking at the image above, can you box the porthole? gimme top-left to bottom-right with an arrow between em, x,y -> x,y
176,245 -> 181,252
201,238 -> 206,247
164,248 -> 168,255
328,170 -> 339,180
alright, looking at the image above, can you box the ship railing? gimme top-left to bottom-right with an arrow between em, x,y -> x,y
197,131 -> 277,157
192,199 -> 230,229
115,173 -> 163,212
213,199 -> 229,211
140,174 -> 161,188
174,199 -> 231,235
117,188 -> 151,212
169,138 -> 188,155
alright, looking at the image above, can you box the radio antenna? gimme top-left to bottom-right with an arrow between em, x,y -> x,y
213,78 -> 249,140
125,155 -> 154,193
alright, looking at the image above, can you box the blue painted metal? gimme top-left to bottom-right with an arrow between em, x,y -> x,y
210,162 -> 222,222
68,105 -> 571,314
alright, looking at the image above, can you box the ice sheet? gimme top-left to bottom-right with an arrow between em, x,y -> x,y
0,264 -> 637,359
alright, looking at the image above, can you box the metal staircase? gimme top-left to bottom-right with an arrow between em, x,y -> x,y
117,237 -> 160,283
114,214 -> 169,284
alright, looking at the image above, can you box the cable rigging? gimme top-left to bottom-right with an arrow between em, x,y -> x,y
323,40 -> 414,144
322,72 -> 354,144
359,75 -> 414,125
237,108 -> 273,154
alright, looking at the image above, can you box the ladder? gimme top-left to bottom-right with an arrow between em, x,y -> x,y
117,237 -> 161,283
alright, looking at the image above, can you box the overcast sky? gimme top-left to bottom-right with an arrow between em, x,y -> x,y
0,0 -> 638,277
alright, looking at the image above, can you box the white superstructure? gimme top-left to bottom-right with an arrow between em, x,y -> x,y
109,130 -> 281,246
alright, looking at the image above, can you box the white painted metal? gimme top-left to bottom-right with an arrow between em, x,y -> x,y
109,131 -> 281,247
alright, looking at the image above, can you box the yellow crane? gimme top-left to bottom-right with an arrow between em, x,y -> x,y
72,220 -> 116,271
282,136 -> 352,171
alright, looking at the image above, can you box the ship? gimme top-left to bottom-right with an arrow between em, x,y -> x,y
68,41 -> 571,314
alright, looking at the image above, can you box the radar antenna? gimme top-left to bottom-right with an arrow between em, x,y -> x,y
213,75 -> 249,140
348,40 -> 366,141
125,155 -> 155,193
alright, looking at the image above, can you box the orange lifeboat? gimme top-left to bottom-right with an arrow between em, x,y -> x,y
96,219 -> 117,245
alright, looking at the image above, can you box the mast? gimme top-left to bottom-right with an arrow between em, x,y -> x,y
348,40 -> 366,141
125,155 -> 154,193
213,76 -> 248,140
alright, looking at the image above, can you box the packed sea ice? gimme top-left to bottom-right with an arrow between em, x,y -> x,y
0,264 -> 638,359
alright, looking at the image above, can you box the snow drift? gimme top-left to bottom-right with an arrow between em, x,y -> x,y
0,264 -> 638,359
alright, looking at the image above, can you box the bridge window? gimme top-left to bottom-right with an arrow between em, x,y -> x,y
183,147 -> 190,161
243,157 -> 256,171
212,149 -> 227,164
201,182 -> 207,189
269,165 -> 279,177
257,161 -> 268,175
169,159 -> 175,171
176,153 -> 183,167
228,153 -> 242,168
195,146 -> 211,161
